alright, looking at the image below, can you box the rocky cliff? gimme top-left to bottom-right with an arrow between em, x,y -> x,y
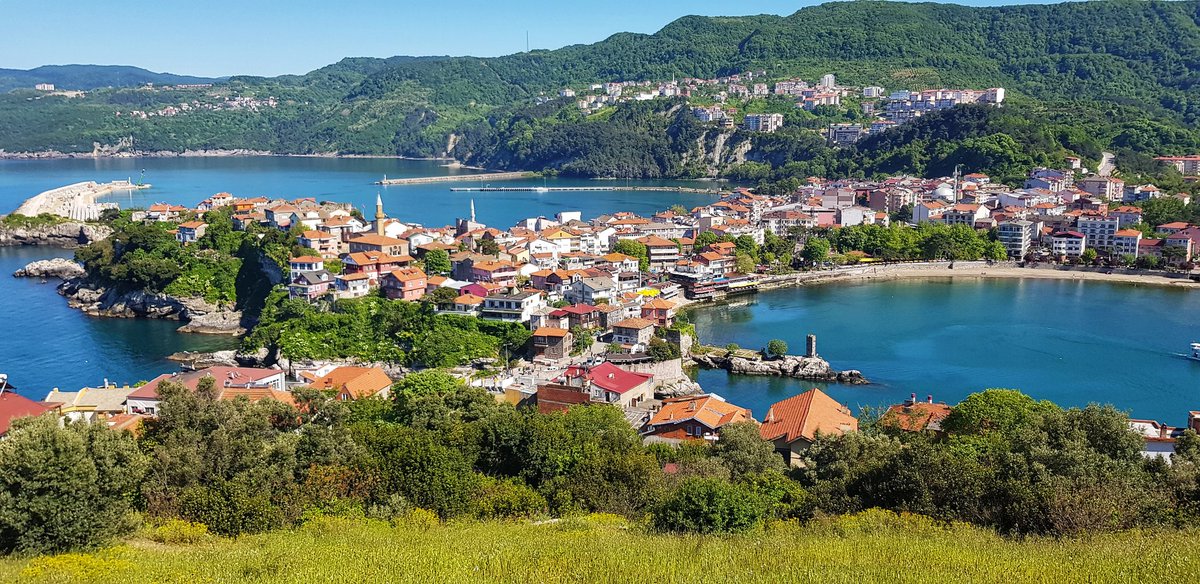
692,353 -> 868,385
0,222 -> 112,247
13,258 -> 85,279
57,279 -> 245,335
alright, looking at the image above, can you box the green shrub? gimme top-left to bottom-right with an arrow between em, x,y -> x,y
652,478 -> 764,534
473,477 -> 547,520
177,482 -> 284,537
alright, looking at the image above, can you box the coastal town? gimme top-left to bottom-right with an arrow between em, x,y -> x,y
5,148 -> 1200,463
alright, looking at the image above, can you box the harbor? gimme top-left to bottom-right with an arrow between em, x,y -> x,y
11,180 -> 150,220
374,171 -> 534,185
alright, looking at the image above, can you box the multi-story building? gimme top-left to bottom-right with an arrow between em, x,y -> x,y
997,220 -> 1035,258
1076,215 -> 1121,252
828,123 -> 865,146
480,291 -> 546,324
1050,231 -> 1087,257
1076,176 -> 1125,200
1154,155 -> 1200,176
743,113 -> 784,133
1113,229 -> 1143,257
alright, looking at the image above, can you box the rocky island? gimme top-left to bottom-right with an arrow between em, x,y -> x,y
57,278 -> 247,335
690,335 -> 868,385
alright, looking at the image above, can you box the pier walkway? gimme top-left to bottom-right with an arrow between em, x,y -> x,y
375,171 -> 534,185
13,180 -> 149,220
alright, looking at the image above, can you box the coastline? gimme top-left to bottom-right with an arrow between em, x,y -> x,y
0,150 -> 455,161
675,262 -> 1200,312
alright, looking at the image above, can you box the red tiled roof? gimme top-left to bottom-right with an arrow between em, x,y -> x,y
0,391 -> 55,435
759,389 -> 857,445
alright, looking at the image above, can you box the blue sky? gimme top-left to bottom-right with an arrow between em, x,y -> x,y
1,0 -> 1059,77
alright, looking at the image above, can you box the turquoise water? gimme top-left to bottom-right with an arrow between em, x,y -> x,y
0,157 -> 719,227
0,157 -> 717,396
0,245 -> 238,395
690,278 -> 1200,423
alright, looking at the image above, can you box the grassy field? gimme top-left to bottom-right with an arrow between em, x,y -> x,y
3,511 -> 1198,583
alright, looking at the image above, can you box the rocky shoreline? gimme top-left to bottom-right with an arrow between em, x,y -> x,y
691,352 -> 868,385
13,258 -> 85,279
57,279 -> 246,335
0,222 -> 112,247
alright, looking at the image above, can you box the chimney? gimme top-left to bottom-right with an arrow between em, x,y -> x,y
927,394 -> 933,404
909,393 -> 917,406
103,378 -> 109,389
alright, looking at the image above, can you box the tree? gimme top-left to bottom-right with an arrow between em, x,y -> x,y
801,237 -> 830,266
693,231 -> 719,249
424,286 -> 459,308
941,389 -> 1057,439
612,239 -> 649,271
765,339 -> 789,358
394,370 -> 464,398
1081,248 -> 1099,264
423,249 -> 451,275
653,478 -> 764,534
714,422 -> 786,480
734,252 -> 756,274
647,337 -> 681,362
479,239 -> 500,256
0,416 -> 147,554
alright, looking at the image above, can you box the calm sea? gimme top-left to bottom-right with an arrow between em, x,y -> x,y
3,158 -> 1197,422
690,278 -> 1200,423
0,157 -> 716,397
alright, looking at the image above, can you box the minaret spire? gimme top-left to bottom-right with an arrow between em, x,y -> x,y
375,192 -> 386,236
470,199 -> 476,223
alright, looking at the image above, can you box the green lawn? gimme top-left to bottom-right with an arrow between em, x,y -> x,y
4,511 -> 1197,583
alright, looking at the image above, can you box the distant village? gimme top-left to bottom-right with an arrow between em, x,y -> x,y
558,70 -> 1004,144
4,146 -> 1200,464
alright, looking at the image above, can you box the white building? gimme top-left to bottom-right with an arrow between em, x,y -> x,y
1050,231 -> 1087,257
1076,215 -> 1121,252
997,220 -> 1035,258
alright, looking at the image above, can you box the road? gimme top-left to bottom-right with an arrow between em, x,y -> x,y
1097,151 -> 1116,176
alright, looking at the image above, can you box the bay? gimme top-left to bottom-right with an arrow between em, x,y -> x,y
0,157 -> 717,397
690,278 -> 1200,423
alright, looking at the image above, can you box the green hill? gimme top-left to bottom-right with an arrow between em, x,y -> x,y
0,65 -> 221,93
2,0 -> 1199,181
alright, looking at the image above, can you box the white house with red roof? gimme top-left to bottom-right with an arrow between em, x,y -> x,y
562,362 -> 654,409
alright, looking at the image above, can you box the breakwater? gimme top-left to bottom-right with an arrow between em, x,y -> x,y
375,171 -> 534,185
13,180 -> 149,220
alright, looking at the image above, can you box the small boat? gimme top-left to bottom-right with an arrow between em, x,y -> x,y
1191,343 -> 1200,361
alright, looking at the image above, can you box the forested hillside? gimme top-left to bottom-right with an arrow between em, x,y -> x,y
2,0 -> 1199,181
0,65 -> 220,93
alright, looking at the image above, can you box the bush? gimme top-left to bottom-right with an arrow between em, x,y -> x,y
653,478 -> 764,534
473,477 -> 548,520
145,519 -> 214,545
177,481 -> 284,537
766,339 -> 789,358
0,416 -> 147,555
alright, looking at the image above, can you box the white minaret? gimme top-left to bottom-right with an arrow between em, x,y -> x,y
375,193 -> 386,236
470,199 -> 476,223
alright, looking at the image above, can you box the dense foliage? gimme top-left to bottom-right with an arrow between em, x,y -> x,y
4,381 -> 1200,559
4,1 -> 1200,184
243,291 -> 530,367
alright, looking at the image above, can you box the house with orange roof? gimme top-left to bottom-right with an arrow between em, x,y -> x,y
175,220 -> 207,244
644,394 -> 753,441
760,389 -> 858,466
611,317 -> 656,349
640,297 -> 677,327
299,230 -> 339,258
342,251 -> 413,283
530,327 -> 573,361
635,235 -> 680,271
381,267 -> 428,301
305,366 -> 392,401
445,293 -> 485,316
880,394 -> 953,434
335,272 -> 373,298
348,233 -> 409,257
470,260 -> 520,287
146,203 -> 189,222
